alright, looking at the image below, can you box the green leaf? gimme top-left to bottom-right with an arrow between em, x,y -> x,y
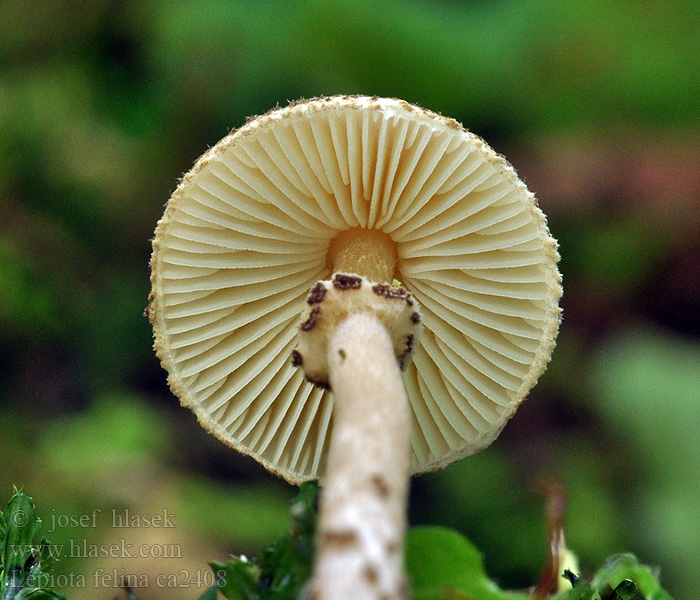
256,481 -> 317,599
550,554 -> 674,600
406,526 -> 529,600
551,585 -> 596,600
211,558 -> 260,600
590,554 -> 673,600
609,579 -> 639,600
2,492 -> 42,577
0,492 -> 73,600
406,529 -> 673,600
14,590 -> 71,600
1,492 -> 47,600
288,480 -> 318,538
210,481 -> 319,600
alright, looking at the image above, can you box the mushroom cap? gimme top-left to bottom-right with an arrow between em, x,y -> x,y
149,95 -> 562,484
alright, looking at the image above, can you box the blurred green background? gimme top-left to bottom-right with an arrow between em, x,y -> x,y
1,0 -> 699,598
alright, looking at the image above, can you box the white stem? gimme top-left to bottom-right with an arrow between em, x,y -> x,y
309,311 -> 411,600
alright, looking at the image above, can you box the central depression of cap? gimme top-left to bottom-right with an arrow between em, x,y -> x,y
328,227 -> 398,283
149,96 -> 562,484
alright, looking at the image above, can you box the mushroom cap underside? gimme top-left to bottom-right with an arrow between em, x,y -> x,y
149,95 -> 562,484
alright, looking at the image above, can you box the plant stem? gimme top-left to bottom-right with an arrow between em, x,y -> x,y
310,311 -> 411,600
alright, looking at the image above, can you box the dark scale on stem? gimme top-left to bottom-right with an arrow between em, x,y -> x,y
386,540 -> 400,554
301,306 -> 321,331
362,565 -> 379,585
411,312 -> 421,324
371,475 -> 390,499
291,349 -> 303,367
323,529 -> 358,549
333,273 -> 362,290
307,282 -> 327,304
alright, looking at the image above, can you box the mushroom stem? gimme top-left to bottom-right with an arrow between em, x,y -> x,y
310,311 -> 411,600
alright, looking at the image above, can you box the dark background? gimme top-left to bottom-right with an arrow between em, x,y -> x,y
1,1 -> 699,598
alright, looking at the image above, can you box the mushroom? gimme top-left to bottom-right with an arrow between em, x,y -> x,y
149,96 -> 562,599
